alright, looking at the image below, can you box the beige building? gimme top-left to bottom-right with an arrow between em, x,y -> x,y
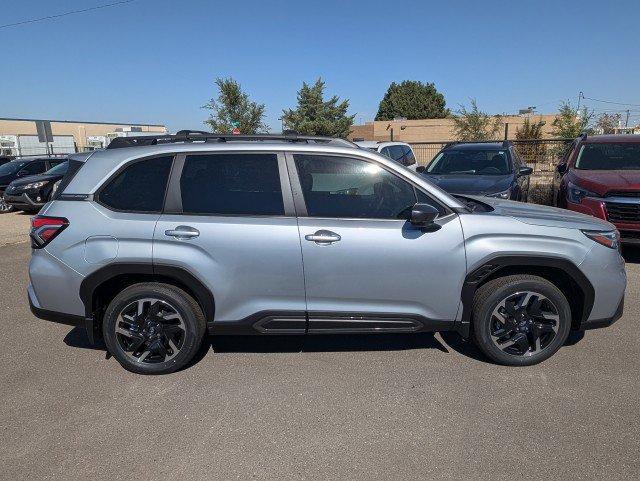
0,117 -> 167,156
348,114 -> 559,143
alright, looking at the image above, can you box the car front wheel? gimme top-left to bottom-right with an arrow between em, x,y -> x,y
472,275 -> 571,366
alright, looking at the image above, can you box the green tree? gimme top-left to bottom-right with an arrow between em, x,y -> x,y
375,80 -> 448,120
203,77 -> 268,134
281,78 -> 355,138
551,101 -> 592,138
452,99 -> 502,141
515,117 -> 547,164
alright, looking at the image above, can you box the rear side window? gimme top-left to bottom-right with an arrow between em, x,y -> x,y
180,153 -> 284,216
20,161 -> 47,175
99,156 -> 173,212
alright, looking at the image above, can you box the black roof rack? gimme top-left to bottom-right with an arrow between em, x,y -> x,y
106,130 -> 358,150
442,140 -> 512,150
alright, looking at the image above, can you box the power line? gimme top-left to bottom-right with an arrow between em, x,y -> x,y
582,95 -> 640,108
0,1 -> 137,30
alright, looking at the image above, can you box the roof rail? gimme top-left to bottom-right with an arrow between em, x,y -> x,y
106,130 -> 358,150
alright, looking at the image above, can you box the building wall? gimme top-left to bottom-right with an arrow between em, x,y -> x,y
0,118 -> 166,151
348,115 -> 559,142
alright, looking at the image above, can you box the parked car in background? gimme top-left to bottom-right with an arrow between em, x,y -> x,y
553,134 -> 640,244
4,160 -> 68,213
354,141 -> 418,171
417,141 -> 533,201
0,156 -> 67,213
0,155 -> 14,166
28,132 -> 625,374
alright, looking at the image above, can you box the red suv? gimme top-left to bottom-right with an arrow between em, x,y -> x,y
554,134 -> 640,244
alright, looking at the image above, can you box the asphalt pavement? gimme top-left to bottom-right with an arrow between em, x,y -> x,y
1,242 -> 638,480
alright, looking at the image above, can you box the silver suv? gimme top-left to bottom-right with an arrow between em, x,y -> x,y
28,132 -> 626,374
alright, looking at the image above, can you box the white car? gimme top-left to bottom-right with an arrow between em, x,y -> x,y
354,141 -> 418,171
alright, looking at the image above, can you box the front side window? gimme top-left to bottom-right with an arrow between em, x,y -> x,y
294,154 -> 417,219
180,153 -> 284,215
99,156 -> 173,212
575,143 -> 640,170
427,149 -> 511,175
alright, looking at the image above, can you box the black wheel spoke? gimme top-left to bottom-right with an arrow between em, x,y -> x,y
114,298 -> 185,364
489,290 -> 560,358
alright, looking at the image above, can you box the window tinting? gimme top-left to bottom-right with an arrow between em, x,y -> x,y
427,149 -> 511,175
100,156 -> 173,212
575,143 -> 640,170
294,154 -> 417,219
403,146 -> 416,166
180,153 -> 284,215
21,161 -> 47,175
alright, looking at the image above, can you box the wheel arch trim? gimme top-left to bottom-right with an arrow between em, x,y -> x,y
458,255 -> 595,336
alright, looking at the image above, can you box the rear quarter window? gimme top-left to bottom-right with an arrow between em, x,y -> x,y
98,156 -> 173,212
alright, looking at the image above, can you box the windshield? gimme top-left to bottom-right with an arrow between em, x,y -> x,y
575,143 -> 640,170
0,161 -> 28,176
44,161 -> 69,176
427,149 -> 511,175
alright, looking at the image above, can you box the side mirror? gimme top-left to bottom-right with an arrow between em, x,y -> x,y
416,165 -> 426,173
410,203 -> 439,228
557,163 -> 567,175
518,166 -> 533,177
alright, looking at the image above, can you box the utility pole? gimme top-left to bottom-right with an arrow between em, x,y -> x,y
625,109 -> 630,128
577,91 -> 583,111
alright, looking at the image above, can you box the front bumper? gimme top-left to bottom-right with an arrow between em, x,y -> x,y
4,191 -> 44,210
579,295 -> 624,330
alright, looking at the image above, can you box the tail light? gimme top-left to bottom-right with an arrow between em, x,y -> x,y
30,215 -> 68,249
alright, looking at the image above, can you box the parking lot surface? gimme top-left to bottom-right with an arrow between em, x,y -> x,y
0,212 -> 31,246
1,241 -> 638,480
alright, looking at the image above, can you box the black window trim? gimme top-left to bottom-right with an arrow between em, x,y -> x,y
165,151 -> 295,218
285,151 -> 452,221
94,153 -> 176,215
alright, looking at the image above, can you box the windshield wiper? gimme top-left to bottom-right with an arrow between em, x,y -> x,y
448,170 -> 476,175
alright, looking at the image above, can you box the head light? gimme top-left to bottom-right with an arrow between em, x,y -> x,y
567,182 -> 598,204
486,188 -> 511,199
582,230 -> 620,250
24,180 -> 48,190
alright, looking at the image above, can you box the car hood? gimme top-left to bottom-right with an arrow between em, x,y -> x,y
468,195 -> 616,231
8,173 -> 62,188
421,173 -> 512,195
570,169 -> 640,196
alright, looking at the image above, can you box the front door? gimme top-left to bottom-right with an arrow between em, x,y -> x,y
289,153 -> 466,333
154,151 -> 306,333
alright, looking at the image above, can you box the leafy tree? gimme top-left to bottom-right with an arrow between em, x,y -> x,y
595,112 -> 621,134
451,99 -> 502,141
550,101 -> 592,138
281,78 -> 355,138
375,80 -> 448,120
515,117 -> 547,163
203,77 -> 268,134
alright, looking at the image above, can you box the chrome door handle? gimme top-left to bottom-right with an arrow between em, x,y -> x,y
305,230 -> 341,244
165,226 -> 200,239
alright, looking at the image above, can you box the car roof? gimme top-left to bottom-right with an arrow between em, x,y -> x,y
583,134 -> 640,144
447,142 -> 506,150
354,141 -> 412,149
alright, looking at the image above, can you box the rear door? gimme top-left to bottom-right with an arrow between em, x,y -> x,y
153,151 -> 306,331
289,152 -> 466,333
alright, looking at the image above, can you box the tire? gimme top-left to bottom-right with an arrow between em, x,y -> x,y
472,275 -> 571,366
103,283 -> 207,375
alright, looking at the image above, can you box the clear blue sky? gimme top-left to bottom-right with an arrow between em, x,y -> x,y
1,0 -> 639,132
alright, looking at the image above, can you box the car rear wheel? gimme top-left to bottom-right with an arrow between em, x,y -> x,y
103,283 -> 207,374
472,275 -> 571,366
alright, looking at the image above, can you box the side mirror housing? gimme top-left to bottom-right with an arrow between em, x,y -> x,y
518,166 -> 533,177
410,203 -> 439,228
557,163 -> 567,175
416,165 -> 426,173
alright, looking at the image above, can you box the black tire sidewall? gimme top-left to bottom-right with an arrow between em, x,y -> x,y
103,285 -> 204,375
473,279 -> 571,366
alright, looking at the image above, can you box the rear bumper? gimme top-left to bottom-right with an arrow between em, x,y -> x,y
579,295 -> 624,330
28,283 -> 95,342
